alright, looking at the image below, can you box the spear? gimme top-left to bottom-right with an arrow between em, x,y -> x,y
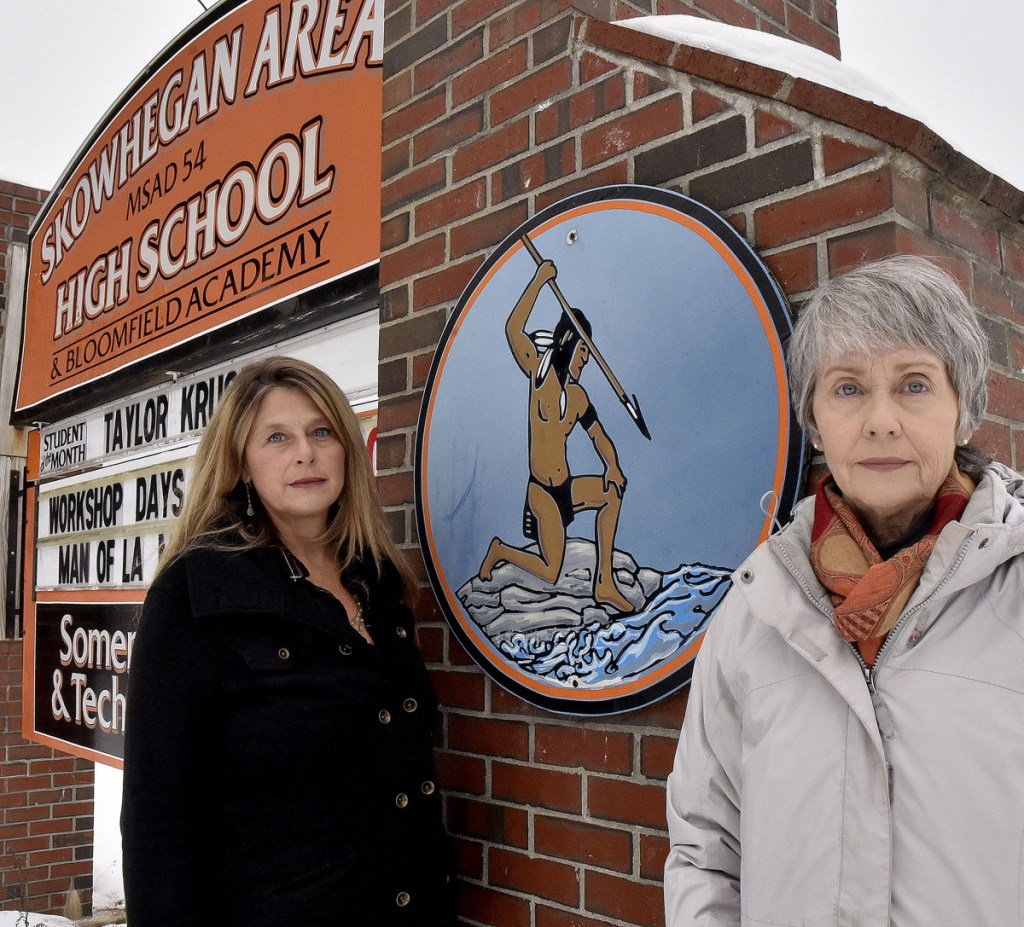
520,232 -> 652,440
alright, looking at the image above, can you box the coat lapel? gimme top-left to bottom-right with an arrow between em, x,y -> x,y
186,546 -> 348,639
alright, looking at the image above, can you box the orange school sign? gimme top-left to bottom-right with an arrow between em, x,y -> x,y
15,0 -> 383,419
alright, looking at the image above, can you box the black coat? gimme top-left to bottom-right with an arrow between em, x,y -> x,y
121,544 -> 456,927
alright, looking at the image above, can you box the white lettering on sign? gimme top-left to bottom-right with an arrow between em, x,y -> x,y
59,613 -> 136,672
51,241 -> 133,338
51,613 -> 136,734
133,120 -> 333,296
244,0 -> 384,96
40,27 -> 244,286
38,0 -> 386,287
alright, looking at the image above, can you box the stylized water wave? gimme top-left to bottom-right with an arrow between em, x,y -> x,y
497,564 -> 732,686
457,540 -> 732,690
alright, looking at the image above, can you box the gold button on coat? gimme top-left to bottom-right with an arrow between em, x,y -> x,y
338,643 -> 352,656
277,648 -> 290,660
403,698 -> 418,713
396,891 -> 410,907
378,709 -> 391,724
396,626 -> 408,639
395,792 -> 409,808
420,780 -> 436,795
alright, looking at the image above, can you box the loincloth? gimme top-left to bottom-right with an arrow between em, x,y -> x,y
523,475 -> 575,541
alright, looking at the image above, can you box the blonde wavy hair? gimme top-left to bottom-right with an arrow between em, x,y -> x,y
156,356 -> 411,592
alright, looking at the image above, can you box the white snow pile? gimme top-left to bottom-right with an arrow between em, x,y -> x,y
0,915 -> 78,927
617,15 -> 924,123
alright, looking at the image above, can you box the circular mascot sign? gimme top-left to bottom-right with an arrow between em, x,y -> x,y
416,185 -> 804,714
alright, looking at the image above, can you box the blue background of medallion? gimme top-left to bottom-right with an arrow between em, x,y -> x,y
423,205 -> 789,587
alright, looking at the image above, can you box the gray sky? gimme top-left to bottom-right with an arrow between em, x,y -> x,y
0,0 -> 202,190
838,0 -> 1024,191
0,0 -> 1021,192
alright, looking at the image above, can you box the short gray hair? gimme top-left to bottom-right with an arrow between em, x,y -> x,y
788,255 -> 989,443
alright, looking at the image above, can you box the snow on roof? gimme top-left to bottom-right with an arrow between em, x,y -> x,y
618,15 -> 926,123
617,15 -> 1024,195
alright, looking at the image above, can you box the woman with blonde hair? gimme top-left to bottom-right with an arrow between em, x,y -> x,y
122,356 -> 456,927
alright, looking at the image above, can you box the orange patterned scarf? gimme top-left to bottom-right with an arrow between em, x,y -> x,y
808,466 -> 974,667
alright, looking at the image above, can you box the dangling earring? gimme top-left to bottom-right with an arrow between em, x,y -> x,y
245,482 -> 255,518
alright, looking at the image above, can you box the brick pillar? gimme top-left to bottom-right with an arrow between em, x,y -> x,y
379,6 -> 688,926
0,641 -> 94,915
377,3 -> 1024,925
1,179 -> 48,336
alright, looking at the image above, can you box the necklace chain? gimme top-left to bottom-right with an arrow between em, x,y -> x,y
348,602 -> 372,643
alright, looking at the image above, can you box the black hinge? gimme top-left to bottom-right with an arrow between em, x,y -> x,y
5,468 -> 24,639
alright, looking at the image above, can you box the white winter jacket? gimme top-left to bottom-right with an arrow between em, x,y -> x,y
665,463 -> 1024,927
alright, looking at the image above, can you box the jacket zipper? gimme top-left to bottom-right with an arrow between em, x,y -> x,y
861,528 -> 978,689
776,529 -> 977,692
775,529 -> 978,799
855,531 -> 978,804
857,654 -> 875,694
775,525 -> 979,921
854,646 -> 896,740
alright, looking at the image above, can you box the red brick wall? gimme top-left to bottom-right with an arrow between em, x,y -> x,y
0,179 -> 47,333
380,4 -> 1023,926
1,179 -> 93,915
0,642 -> 94,915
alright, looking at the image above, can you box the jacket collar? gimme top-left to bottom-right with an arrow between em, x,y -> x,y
182,543 -> 402,639
185,545 -> 291,617
278,546 -> 308,581
184,545 -> 346,638
733,463 -> 1024,759
737,530 -> 888,758
765,462 -> 1024,628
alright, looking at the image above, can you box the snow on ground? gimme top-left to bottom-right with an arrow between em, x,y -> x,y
0,915 -> 76,927
94,765 -> 125,910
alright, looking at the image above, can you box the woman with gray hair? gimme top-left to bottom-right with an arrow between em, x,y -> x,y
665,255 -> 1024,925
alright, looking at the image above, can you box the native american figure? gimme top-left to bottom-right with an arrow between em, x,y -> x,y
479,257 -> 634,614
